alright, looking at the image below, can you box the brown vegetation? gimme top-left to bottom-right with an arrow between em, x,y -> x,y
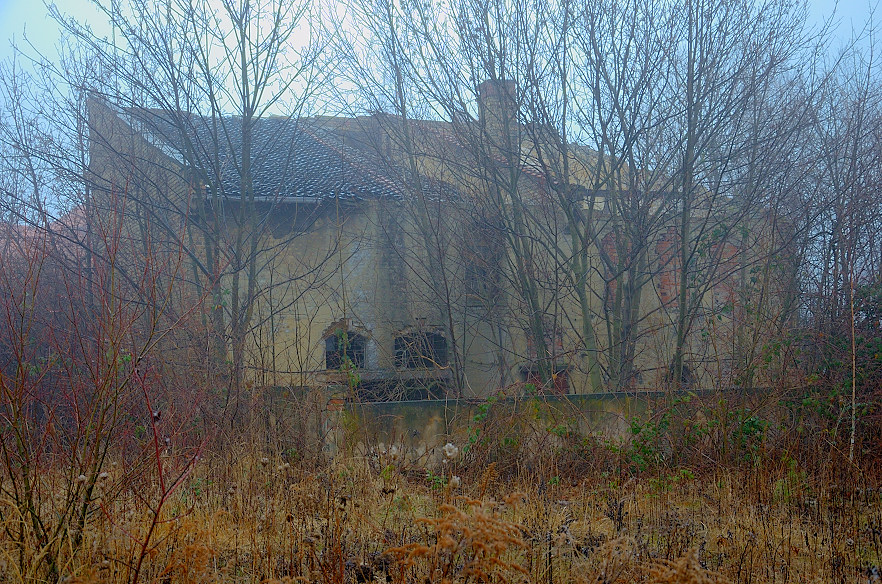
1,373 -> 880,582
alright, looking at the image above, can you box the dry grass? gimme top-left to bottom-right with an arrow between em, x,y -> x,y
2,388 -> 880,583
2,433 -> 879,584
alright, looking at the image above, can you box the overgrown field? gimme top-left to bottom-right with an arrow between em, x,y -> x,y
2,390 -> 880,584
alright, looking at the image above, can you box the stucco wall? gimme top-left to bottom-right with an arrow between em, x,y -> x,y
89,100 -> 793,400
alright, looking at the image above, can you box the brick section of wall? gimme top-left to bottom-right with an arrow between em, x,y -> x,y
656,226 -> 680,306
602,231 -> 618,308
712,241 -> 739,309
327,397 -> 345,411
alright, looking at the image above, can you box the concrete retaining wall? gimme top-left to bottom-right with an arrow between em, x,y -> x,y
321,392 -> 660,462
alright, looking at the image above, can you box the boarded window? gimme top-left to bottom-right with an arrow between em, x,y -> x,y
394,332 -> 448,369
325,331 -> 366,369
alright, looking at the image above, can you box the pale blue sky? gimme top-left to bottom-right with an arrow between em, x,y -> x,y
0,0 -> 877,72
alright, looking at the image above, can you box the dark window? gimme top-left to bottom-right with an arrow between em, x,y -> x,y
464,257 -> 488,300
325,331 -> 366,369
356,379 -> 448,401
394,332 -> 448,369
666,362 -> 694,387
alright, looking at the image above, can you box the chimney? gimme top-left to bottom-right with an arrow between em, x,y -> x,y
477,79 -> 518,148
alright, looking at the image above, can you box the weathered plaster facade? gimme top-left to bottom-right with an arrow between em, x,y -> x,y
87,86 -> 795,400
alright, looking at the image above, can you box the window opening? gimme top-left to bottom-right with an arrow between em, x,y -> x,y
325,330 -> 366,370
394,331 -> 448,369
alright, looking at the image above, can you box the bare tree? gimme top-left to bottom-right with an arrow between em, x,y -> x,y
330,0 -> 473,396
54,0 -> 331,417
655,0 -> 809,387
801,36 -> 882,457
333,0 -> 825,396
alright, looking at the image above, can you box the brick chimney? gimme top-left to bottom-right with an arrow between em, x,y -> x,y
477,79 -> 518,148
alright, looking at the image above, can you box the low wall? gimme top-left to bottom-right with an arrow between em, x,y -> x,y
321,392 -> 662,461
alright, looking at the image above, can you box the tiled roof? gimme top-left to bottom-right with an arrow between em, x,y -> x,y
125,109 -> 410,201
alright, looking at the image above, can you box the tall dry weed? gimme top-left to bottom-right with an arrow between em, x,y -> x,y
386,494 -> 529,584
647,548 -> 732,584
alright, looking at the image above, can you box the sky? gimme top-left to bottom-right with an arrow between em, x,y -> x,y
0,0 -> 105,62
0,0 -> 877,76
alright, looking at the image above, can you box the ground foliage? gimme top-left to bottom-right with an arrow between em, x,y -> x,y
1,388 -> 880,584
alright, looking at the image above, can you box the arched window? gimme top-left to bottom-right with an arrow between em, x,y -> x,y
325,330 -> 366,370
394,331 -> 448,369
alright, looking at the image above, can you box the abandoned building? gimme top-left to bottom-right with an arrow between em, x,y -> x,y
85,80 -> 796,400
